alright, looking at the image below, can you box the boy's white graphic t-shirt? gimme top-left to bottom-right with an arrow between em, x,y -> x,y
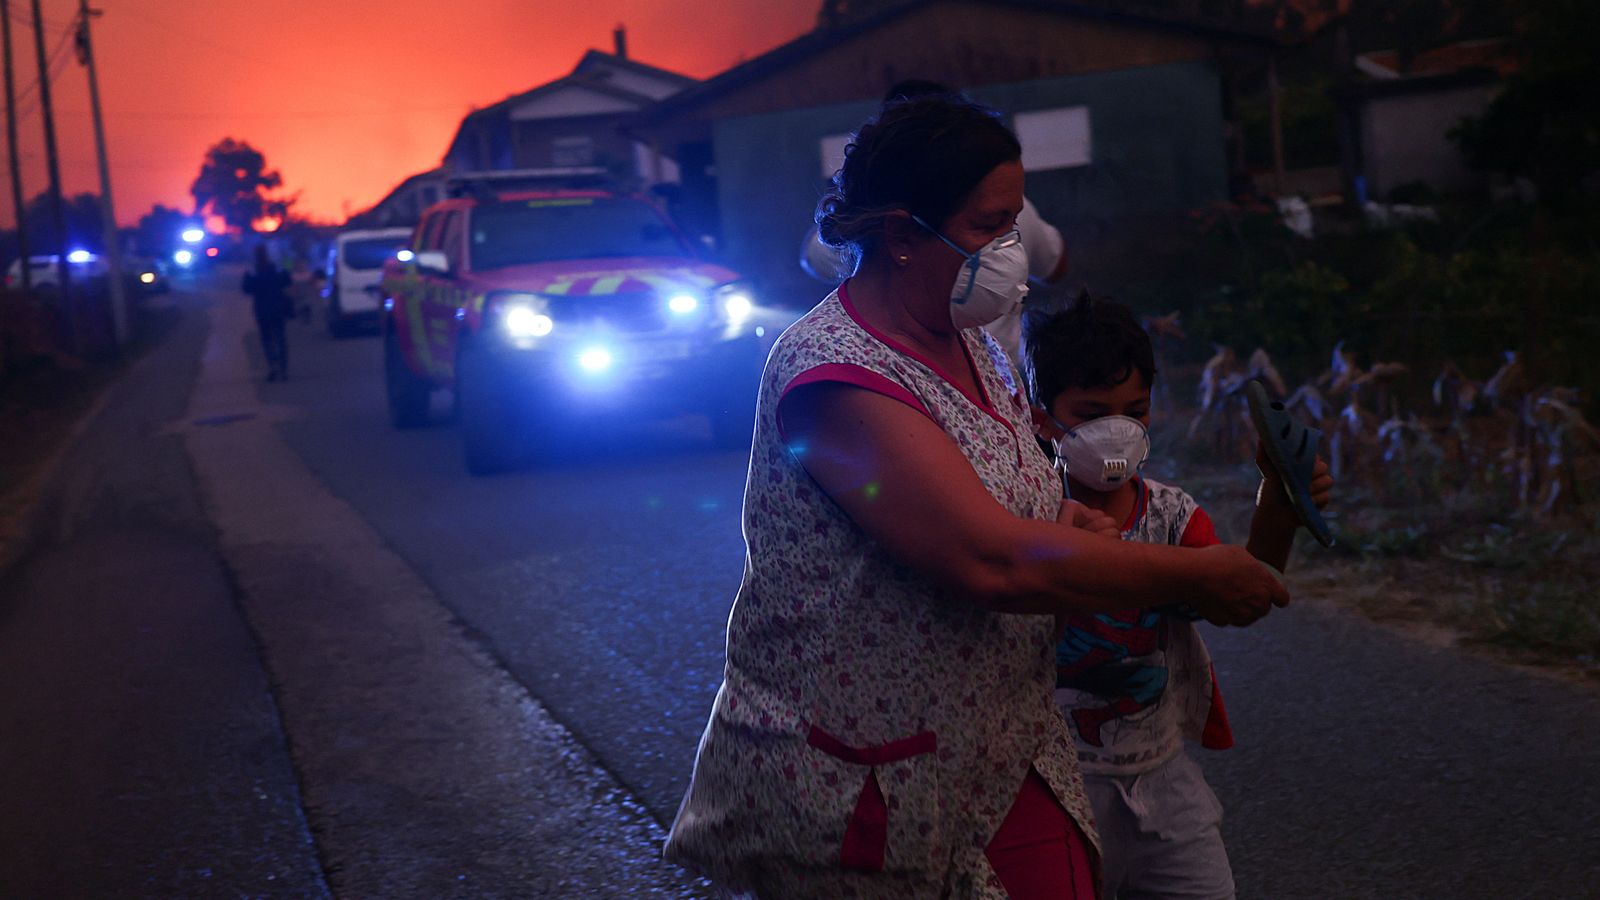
1054,476 -> 1234,776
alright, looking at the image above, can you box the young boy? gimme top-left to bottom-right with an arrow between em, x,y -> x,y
1023,292 -> 1332,899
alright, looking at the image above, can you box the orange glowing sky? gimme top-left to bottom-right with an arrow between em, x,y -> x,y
3,0 -> 819,228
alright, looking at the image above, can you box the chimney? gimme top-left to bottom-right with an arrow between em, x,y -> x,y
613,24 -> 628,59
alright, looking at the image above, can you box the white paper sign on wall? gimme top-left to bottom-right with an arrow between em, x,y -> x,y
1015,106 -> 1092,171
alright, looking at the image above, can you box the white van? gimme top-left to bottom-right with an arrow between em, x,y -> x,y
4,252 -> 110,290
323,227 -> 412,336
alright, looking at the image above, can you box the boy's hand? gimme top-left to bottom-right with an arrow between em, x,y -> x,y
1255,442 -> 1334,511
1056,499 -> 1121,539
1190,544 -> 1290,627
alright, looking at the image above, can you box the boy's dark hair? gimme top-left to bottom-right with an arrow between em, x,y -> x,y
1023,290 -> 1156,406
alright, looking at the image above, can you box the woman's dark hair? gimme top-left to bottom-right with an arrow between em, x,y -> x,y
816,95 -> 1021,268
1022,290 -> 1156,407
253,244 -> 273,272
881,79 -> 955,104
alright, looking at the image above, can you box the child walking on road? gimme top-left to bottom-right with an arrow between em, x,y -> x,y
1023,292 -> 1333,899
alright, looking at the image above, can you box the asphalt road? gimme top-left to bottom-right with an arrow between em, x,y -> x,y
270,280 -> 1600,899
6,271 -> 1598,898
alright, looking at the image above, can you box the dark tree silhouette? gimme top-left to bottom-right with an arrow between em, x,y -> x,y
1451,0 -> 1600,204
20,191 -> 105,255
189,138 -> 292,231
133,204 -> 190,257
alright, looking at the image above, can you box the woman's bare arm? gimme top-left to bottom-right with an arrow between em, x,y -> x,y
781,382 -> 1287,625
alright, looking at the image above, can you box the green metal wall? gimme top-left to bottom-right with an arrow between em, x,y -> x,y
710,60 -> 1228,308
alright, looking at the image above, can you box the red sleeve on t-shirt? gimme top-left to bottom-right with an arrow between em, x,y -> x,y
1179,506 -> 1220,548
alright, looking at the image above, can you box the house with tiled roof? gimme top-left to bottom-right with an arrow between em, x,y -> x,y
443,35 -> 696,184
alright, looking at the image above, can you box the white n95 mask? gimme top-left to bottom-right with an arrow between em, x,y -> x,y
1054,415 -> 1150,492
913,216 -> 1030,330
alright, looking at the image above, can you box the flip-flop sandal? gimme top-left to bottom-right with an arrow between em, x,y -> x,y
1245,379 -> 1336,548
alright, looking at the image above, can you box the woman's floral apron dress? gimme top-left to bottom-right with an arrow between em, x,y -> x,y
666,285 -> 1098,898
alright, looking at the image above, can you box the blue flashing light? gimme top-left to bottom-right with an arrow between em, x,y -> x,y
173,249 -> 195,266
66,249 -> 93,264
396,249 -> 415,263
577,346 -> 614,373
180,227 -> 206,243
667,293 -> 699,315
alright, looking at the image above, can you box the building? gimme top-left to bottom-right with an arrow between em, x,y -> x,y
1339,39 -> 1515,202
348,33 -> 696,231
629,0 -> 1280,306
442,34 -> 694,187
346,167 -> 448,230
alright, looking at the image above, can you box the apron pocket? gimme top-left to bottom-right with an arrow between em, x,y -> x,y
806,724 -> 941,873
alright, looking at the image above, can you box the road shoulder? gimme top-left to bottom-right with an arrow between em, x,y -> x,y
182,278 -> 705,895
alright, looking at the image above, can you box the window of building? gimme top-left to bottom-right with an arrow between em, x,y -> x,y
1014,106 -> 1092,171
818,133 -> 850,179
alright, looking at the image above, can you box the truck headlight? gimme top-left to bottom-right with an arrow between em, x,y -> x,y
715,282 -> 755,326
505,306 -> 554,338
667,293 -> 700,315
488,291 -> 554,341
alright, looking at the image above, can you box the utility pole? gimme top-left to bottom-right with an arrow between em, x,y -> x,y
1,0 -> 30,291
30,0 -> 72,352
77,0 -> 126,346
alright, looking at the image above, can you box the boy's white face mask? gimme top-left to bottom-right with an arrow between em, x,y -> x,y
912,216 -> 1030,330
1053,415 -> 1150,492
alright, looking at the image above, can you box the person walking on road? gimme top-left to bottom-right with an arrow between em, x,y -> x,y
664,94 -> 1288,899
242,245 -> 293,382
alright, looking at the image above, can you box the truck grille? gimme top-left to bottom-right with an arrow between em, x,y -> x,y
548,292 -> 676,334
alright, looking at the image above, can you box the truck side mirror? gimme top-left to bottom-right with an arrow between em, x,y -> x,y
415,250 -> 451,276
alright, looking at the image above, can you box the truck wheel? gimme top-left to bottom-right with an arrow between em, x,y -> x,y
385,330 -> 431,429
458,345 -> 526,475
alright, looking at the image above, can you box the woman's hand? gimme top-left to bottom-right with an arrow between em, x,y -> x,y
1189,544 -> 1290,627
1056,499 -> 1120,539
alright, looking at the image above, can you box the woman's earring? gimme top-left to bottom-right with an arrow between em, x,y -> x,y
897,254 -> 909,265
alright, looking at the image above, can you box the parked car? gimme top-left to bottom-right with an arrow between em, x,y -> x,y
5,252 -> 109,290
324,227 -> 411,336
380,182 -> 769,474
127,256 -> 171,294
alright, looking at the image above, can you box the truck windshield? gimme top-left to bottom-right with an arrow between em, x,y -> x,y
469,197 -> 690,270
343,237 -> 406,270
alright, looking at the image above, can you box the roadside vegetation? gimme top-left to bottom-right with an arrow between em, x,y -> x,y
1073,190 -> 1600,682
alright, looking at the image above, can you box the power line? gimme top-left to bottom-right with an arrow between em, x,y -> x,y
5,14 -> 75,120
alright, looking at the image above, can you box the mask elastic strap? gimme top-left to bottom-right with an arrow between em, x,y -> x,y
911,214 -> 980,303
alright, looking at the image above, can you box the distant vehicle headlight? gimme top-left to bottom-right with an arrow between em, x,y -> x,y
181,228 -> 205,243
66,249 -> 94,264
396,249 -> 415,263
173,249 -> 194,266
716,282 -> 755,325
667,293 -> 699,315
139,271 -> 156,284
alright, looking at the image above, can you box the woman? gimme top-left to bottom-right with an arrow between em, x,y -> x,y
242,245 -> 293,382
665,96 -> 1286,898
